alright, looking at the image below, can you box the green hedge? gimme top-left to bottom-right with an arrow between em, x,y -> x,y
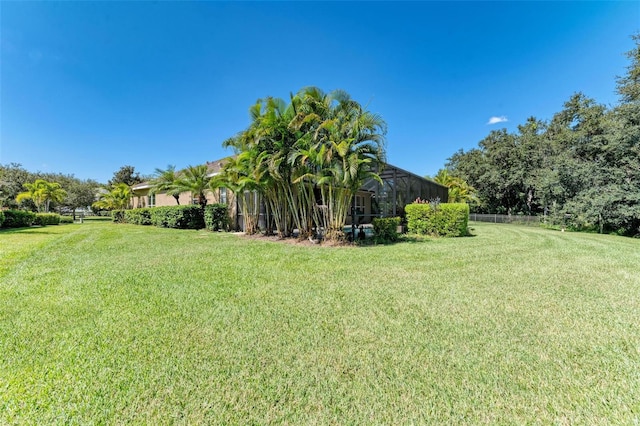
124,208 -> 152,225
1,210 -> 37,228
59,216 -> 74,224
405,203 -> 469,237
0,211 -> 4,228
150,205 -> 205,230
204,204 -> 229,231
372,217 -> 401,242
35,213 -> 61,226
111,210 -> 126,223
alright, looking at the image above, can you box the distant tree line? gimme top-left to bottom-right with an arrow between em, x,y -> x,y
0,163 -> 100,219
444,35 -> 640,236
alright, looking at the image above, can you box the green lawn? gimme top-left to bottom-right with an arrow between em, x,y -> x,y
1,221 -> 639,424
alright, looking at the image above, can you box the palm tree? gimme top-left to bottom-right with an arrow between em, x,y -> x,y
433,169 -> 476,203
174,164 -> 211,207
16,179 -> 67,212
150,165 -> 181,205
92,183 -> 132,211
216,152 -> 262,234
298,89 -> 387,239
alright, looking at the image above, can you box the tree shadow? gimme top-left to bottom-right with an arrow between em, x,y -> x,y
0,227 -> 58,235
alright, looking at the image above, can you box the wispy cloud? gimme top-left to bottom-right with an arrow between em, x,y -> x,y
487,116 -> 508,125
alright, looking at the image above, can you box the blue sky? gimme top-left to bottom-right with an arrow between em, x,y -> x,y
2,1 -> 638,183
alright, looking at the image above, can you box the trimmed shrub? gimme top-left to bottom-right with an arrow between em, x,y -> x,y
204,204 -> 229,231
124,208 -> 152,226
59,216 -> 73,224
405,203 -> 469,237
373,217 -> 401,243
111,210 -> 126,223
1,210 -> 37,228
150,205 -> 205,230
0,211 -> 4,228
35,213 -> 61,226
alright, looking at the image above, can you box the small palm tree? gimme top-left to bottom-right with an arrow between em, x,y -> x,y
16,179 -> 67,212
150,165 -> 182,205
174,164 -> 211,207
217,153 -> 262,234
92,183 -> 132,211
433,169 -> 476,203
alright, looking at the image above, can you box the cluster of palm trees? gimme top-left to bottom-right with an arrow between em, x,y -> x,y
93,164 -> 214,211
16,179 -> 67,212
149,164 -> 213,207
218,87 -> 387,239
92,183 -> 132,211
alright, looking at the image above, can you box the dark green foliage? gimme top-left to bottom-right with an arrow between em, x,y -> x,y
372,217 -> 401,242
62,179 -> 100,219
1,210 -> 36,228
111,210 -> 126,224
35,213 -> 61,226
0,163 -> 31,208
446,37 -> 640,236
204,204 -> 229,231
406,203 -> 469,237
124,208 -> 152,226
0,211 -> 4,227
108,165 -> 143,187
150,205 -> 205,230
59,216 -> 73,224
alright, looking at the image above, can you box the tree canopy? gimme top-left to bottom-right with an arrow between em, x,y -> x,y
445,36 -> 640,236
108,165 -> 143,187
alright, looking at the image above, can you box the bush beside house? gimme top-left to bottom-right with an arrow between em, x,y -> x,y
114,205 -> 227,231
150,206 -> 205,230
111,210 -> 126,224
405,203 -> 469,237
124,208 -> 152,225
372,217 -> 401,242
204,204 -> 229,231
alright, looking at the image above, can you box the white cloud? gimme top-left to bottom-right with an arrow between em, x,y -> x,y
487,116 -> 508,125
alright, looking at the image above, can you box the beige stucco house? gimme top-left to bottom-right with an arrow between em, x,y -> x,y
131,157 -> 447,232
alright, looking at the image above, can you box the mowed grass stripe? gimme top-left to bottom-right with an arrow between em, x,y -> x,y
1,221 -> 639,424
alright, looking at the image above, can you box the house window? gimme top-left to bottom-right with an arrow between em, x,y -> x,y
220,187 -> 227,205
148,193 -> 156,207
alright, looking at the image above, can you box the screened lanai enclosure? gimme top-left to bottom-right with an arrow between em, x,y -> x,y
356,163 -> 449,224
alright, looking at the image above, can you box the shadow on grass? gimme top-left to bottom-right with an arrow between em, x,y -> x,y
0,226 -> 60,235
356,232 -> 477,247
80,217 -> 112,222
